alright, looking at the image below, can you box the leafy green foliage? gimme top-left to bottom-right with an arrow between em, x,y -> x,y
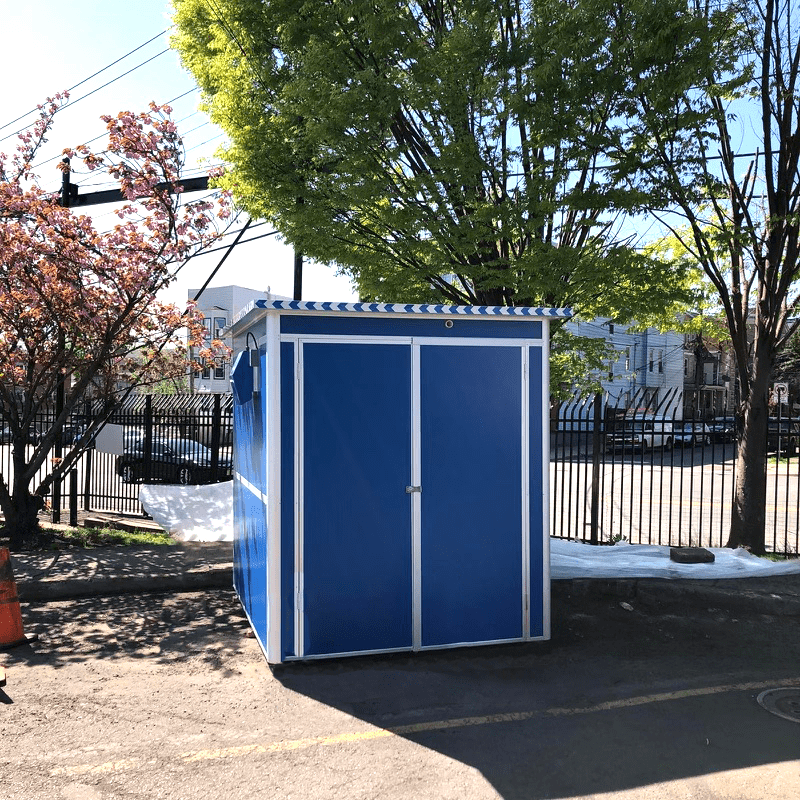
171,0 -> 709,325
550,326 -> 619,400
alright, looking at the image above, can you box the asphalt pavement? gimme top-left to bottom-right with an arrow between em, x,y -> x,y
4,535 -> 800,799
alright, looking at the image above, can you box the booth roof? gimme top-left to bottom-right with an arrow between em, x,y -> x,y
229,299 -> 573,333
256,299 -> 572,316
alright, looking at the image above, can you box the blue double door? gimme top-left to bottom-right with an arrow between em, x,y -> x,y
300,340 -> 532,657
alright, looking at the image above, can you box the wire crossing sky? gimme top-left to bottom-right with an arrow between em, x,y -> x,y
1,0 -> 357,307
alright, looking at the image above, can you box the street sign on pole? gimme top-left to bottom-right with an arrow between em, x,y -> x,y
773,382 -> 789,405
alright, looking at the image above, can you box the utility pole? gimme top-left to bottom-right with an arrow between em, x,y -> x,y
293,195 -> 304,301
52,159 -> 74,522
60,156 -> 78,207
293,249 -> 303,301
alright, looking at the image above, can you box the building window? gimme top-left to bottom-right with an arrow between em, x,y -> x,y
214,358 -> 225,380
649,349 -> 654,373
214,317 -> 227,339
658,350 -> 663,374
684,356 -> 690,377
203,318 -> 212,340
201,359 -> 210,380
608,323 -> 615,334
703,361 -> 718,385
625,348 -> 630,371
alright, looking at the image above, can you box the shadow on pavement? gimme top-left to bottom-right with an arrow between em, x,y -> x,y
12,542 -> 231,601
8,587 -> 799,798
269,592 -> 800,799
11,589 -> 250,676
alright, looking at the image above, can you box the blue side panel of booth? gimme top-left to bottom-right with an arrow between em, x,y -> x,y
234,484 -> 268,644
302,342 -> 413,656
528,346 -> 545,637
280,342 -> 296,659
231,349 -> 268,648
420,345 -> 523,647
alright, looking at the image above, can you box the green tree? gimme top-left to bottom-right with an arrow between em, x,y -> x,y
611,0 -> 799,553
171,0 -> 703,324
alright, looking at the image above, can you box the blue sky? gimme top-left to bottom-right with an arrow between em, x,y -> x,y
1,0 -> 358,306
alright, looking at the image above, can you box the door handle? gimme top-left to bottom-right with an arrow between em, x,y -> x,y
405,485 -> 422,494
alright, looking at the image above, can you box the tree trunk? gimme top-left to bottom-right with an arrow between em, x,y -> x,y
727,339 -> 772,554
2,442 -> 46,551
4,491 -> 45,551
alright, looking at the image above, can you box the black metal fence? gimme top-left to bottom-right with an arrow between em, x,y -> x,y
6,385 -> 800,553
552,389 -> 800,556
0,393 -> 233,523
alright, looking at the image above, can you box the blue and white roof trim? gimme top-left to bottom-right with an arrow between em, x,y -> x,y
254,300 -> 573,317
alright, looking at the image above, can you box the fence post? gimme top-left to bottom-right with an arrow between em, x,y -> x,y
143,395 -> 153,484
82,400 -> 93,511
210,393 -> 221,482
83,448 -> 92,510
69,469 -> 78,527
590,392 -> 602,545
51,475 -> 61,524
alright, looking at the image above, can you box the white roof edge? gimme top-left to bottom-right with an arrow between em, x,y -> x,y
251,300 -> 573,317
231,299 -> 258,328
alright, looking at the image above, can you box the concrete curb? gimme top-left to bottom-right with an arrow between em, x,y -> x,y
10,542 -> 234,603
17,571 -> 800,615
8,540 -> 799,615
17,566 -> 233,602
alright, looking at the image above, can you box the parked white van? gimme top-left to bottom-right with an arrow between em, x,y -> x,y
606,415 -> 674,452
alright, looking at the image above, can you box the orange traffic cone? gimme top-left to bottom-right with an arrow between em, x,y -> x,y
0,547 -> 27,649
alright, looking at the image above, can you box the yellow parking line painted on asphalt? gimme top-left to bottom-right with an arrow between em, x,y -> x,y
181,730 -> 395,764
49,677 -> 800,777
51,758 -> 148,777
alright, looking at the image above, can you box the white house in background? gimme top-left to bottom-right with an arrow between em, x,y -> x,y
188,285 -> 290,393
562,318 -> 684,420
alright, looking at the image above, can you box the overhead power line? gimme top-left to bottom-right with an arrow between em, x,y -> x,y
30,89 -> 203,172
0,49 -> 175,145
0,29 -> 170,136
194,228 -> 279,256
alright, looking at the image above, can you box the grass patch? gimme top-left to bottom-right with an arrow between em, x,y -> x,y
41,526 -> 176,549
759,552 -> 796,562
767,455 -> 799,467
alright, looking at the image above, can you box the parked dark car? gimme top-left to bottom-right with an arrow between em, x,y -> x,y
0,425 -> 43,444
116,436 -> 232,485
709,416 -> 736,443
766,418 -> 800,456
61,421 -> 88,445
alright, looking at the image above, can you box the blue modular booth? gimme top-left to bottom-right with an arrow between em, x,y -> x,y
229,300 -> 571,664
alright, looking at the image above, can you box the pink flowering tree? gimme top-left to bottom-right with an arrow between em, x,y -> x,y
0,95 -> 230,549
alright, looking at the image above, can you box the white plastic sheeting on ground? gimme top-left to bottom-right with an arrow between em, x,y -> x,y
139,482 -> 800,577
139,482 -> 233,542
550,537 -> 800,580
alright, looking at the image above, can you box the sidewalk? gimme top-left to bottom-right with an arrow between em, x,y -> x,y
10,541 -> 233,602
7,538 -> 800,616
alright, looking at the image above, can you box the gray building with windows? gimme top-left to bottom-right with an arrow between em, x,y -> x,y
188,285 -> 289,393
